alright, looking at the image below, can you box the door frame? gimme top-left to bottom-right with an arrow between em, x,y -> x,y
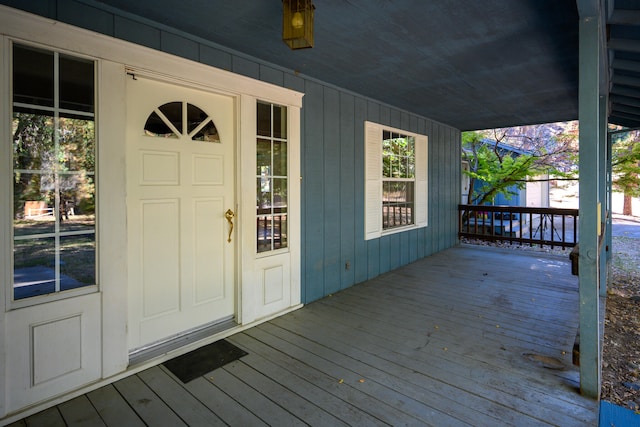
124,73 -> 239,353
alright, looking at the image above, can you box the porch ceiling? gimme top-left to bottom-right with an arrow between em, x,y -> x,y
96,0 -> 637,131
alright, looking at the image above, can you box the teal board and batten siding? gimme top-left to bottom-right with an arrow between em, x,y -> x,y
302,87 -> 460,303
1,0 -> 462,304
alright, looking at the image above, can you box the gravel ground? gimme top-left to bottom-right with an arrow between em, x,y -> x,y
602,224 -> 640,411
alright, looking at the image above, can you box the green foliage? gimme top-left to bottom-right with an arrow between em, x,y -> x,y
462,130 -> 546,206
611,133 -> 640,198
12,112 -> 95,218
383,135 -> 415,178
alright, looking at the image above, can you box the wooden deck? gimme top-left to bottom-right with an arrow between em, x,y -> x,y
9,245 -> 598,426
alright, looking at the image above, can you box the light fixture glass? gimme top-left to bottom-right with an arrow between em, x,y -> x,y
291,12 -> 304,29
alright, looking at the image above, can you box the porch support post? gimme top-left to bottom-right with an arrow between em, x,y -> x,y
606,131 -> 613,263
578,13 -> 602,399
599,95 -> 608,296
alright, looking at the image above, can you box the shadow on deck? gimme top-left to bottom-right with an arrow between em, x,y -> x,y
11,245 -> 599,426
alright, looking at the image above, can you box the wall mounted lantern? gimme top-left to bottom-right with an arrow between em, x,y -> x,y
282,0 -> 315,49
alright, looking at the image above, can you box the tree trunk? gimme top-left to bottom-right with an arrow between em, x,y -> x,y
623,193 -> 633,216
467,177 -> 475,205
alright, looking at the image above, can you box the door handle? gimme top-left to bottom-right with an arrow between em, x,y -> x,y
225,209 -> 235,243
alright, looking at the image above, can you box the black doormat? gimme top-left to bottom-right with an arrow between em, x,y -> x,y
163,339 -> 248,383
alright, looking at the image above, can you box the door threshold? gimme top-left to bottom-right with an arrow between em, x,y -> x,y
128,317 -> 237,367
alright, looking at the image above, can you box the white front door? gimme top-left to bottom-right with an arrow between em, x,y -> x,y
126,75 -> 236,351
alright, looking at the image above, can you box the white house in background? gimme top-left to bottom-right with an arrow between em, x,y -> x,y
526,174 -> 550,208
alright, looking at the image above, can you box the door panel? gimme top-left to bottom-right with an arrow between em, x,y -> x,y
193,198 -> 225,303
141,199 -> 180,318
126,76 -> 236,350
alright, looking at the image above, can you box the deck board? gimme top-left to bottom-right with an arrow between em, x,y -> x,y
113,374 -> 187,426
85,385 -> 145,427
245,324 -> 477,426
270,301 -> 594,426
202,365 -> 306,427
137,366 -> 225,427
220,354 -> 352,426
21,407 -> 66,427
182,377 -> 269,427
231,331 -> 440,426
57,396 -> 106,427
267,311 -> 549,426
11,246 -> 599,426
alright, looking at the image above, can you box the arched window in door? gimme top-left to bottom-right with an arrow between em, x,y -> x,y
144,101 -> 220,142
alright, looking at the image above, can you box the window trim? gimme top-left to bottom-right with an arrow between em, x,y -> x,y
256,100 -> 289,255
364,121 -> 428,240
7,40 -> 99,309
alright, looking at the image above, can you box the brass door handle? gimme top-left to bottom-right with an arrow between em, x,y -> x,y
225,209 -> 235,243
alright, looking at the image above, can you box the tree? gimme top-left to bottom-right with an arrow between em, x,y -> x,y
462,123 -> 578,206
12,112 -> 95,220
611,131 -> 640,216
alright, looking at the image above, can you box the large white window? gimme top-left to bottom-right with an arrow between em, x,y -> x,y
11,43 -> 96,301
365,121 -> 427,240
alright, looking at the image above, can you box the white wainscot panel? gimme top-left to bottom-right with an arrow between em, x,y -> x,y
192,154 -> 223,185
140,150 -> 179,185
33,315 -> 82,385
5,294 -> 101,413
252,253 -> 291,319
263,265 -> 284,305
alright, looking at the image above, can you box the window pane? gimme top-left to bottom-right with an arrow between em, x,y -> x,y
274,214 -> 287,250
59,117 -> 95,172
273,178 -> 287,211
13,172 -> 56,236
257,139 -> 271,175
13,112 -> 54,171
192,119 -> 220,142
186,103 -> 207,134
383,153 -> 391,178
257,214 -> 288,253
257,215 -> 272,253
257,102 -> 271,136
273,105 -> 287,139
59,174 -> 95,231
144,111 -> 177,138
13,44 -> 54,108
405,157 -> 415,179
158,102 -> 183,134
60,234 -> 95,288
13,236 -> 56,300
382,181 -> 415,229
257,177 -> 271,209
273,140 -> 287,176
59,54 -> 94,113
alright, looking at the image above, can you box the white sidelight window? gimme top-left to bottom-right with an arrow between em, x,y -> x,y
11,43 -> 96,301
364,121 -> 428,240
256,101 -> 288,253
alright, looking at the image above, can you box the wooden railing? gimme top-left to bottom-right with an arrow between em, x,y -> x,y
458,204 -> 579,249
